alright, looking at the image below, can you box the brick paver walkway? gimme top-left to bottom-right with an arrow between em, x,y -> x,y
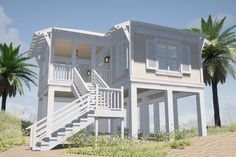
168,132 -> 236,157
1,132 -> 236,157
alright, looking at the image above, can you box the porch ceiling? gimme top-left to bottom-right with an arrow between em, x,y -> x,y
54,39 -> 105,59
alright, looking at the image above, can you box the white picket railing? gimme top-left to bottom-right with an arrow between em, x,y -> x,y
92,70 -> 109,88
53,63 -> 73,80
96,86 -> 124,110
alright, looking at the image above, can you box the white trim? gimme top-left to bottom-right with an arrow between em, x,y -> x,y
180,45 -> 191,74
54,27 -> 105,37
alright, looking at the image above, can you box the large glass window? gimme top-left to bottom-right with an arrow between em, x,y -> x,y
157,43 -> 179,72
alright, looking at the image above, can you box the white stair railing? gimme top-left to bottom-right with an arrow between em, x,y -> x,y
28,93 -> 91,150
92,69 -> 109,88
73,68 -> 89,95
28,66 -> 124,151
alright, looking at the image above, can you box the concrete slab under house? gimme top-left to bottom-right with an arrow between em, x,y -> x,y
27,20 -> 207,151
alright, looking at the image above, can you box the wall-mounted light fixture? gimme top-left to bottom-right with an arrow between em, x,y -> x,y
104,55 -> 110,63
76,49 -> 78,57
87,69 -> 91,76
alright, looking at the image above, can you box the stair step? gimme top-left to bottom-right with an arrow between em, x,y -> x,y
65,127 -> 73,131
73,122 -> 80,126
80,118 -> 88,122
57,132 -> 66,136
50,137 -> 58,141
41,141 -> 50,147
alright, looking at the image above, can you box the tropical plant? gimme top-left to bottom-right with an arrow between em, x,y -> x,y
187,15 -> 236,127
0,43 -> 37,111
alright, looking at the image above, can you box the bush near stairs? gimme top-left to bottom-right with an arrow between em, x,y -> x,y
0,112 -> 25,151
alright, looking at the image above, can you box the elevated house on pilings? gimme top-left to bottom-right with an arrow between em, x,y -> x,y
27,21 -> 207,151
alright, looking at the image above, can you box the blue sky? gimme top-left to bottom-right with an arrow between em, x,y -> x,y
0,0 -> 236,126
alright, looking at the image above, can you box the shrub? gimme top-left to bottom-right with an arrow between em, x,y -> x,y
68,138 -> 169,157
21,120 -> 32,136
0,111 -> 25,151
228,124 -> 236,132
147,132 -> 169,142
67,130 -> 87,147
169,139 -> 191,149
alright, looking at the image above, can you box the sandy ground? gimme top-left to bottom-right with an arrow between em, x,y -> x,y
1,132 -> 236,157
168,132 -> 236,157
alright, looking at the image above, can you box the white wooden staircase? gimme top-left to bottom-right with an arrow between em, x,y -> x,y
28,68 -> 124,151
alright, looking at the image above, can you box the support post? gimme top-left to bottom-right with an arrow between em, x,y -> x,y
95,118 -> 99,137
91,44 -> 96,69
48,31 -> 54,81
173,97 -> 179,130
121,118 -> 124,139
72,41 -> 77,67
46,86 -> 55,138
153,102 -> 161,133
196,91 -> 207,136
164,90 -> 174,133
108,119 -> 111,134
128,83 -> 138,138
139,97 -> 150,137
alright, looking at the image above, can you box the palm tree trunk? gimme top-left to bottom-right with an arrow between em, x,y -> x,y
212,81 -> 221,127
1,90 -> 7,111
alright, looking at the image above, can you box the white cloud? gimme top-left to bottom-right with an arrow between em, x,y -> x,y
186,13 -> 236,29
0,5 -> 28,52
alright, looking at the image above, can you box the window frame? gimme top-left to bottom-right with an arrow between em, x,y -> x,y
155,39 -> 182,76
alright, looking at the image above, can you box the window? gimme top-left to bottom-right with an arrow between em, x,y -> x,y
145,39 -> 191,75
157,42 -> 179,72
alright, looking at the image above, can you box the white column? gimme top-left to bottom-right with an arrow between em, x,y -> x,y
91,44 -> 96,69
95,118 -> 99,137
173,98 -> 179,130
196,91 -> 207,136
46,86 -> 55,137
72,41 -> 77,66
108,119 -> 111,134
128,83 -> 138,138
121,118 -> 124,139
153,102 -> 161,133
139,97 -> 150,137
164,90 -> 174,133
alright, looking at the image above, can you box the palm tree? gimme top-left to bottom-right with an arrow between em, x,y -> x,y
0,43 -> 37,111
187,15 -> 236,127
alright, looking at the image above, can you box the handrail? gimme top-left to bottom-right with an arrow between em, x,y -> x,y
98,87 -> 122,92
28,93 -> 91,147
92,69 -> 109,88
73,68 -> 89,95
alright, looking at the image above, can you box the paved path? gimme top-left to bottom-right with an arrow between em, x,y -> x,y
168,132 -> 236,157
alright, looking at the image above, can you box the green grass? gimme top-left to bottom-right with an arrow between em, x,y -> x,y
207,124 -> 236,135
0,111 -> 25,151
68,137 -> 170,157
67,130 -> 194,157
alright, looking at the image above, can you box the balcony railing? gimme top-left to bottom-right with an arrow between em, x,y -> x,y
53,63 -> 73,81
